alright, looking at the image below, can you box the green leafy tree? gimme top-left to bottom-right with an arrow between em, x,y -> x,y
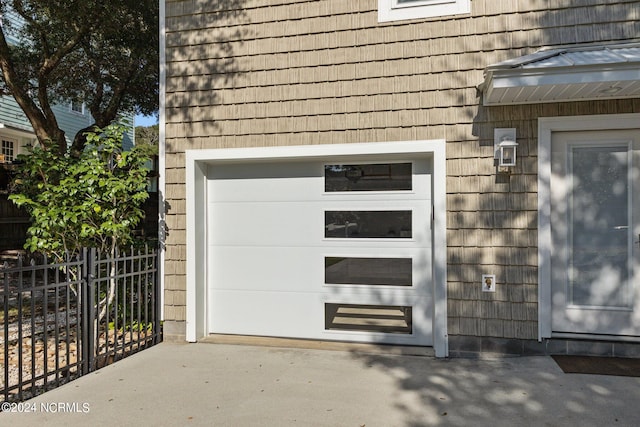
9,124 -> 154,259
0,0 -> 158,155
135,124 -> 159,147
10,124 -> 155,326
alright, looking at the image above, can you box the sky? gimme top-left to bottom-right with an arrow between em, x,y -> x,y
135,114 -> 159,127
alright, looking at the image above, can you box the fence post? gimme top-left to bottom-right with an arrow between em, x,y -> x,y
81,249 -> 88,375
81,248 -> 97,374
87,248 -> 96,372
2,262 -> 9,402
153,247 -> 161,344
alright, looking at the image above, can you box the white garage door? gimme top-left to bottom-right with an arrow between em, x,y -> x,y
206,156 -> 434,345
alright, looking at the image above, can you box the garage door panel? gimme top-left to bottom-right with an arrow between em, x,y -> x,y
209,161 -> 321,181
209,246 -> 432,294
208,291 -> 432,346
209,201 -> 322,246
208,176 -> 322,202
209,246 -> 324,292
208,161 -> 432,203
210,201 -> 431,247
208,290 -> 325,338
208,162 -> 322,202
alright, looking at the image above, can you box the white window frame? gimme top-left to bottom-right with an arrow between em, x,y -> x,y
1,138 -> 15,162
378,0 -> 470,22
70,100 -> 85,115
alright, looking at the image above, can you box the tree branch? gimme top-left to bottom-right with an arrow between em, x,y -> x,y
0,26 -> 59,149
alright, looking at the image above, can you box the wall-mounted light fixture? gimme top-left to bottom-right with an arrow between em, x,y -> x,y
494,128 -> 518,168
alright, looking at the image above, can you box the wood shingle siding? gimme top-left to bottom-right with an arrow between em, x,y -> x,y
163,0 -> 640,344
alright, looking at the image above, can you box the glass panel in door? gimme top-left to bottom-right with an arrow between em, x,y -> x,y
568,146 -> 630,308
551,130 -> 640,337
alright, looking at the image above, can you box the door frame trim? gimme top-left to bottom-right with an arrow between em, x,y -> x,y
185,139 -> 448,357
538,113 -> 640,340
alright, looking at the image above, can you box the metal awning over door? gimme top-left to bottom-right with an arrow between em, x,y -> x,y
481,43 -> 640,106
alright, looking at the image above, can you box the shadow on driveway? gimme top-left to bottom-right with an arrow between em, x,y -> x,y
2,342 -> 639,426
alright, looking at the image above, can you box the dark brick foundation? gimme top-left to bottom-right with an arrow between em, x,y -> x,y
448,335 -> 640,358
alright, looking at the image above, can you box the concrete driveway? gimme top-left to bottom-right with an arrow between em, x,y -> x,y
2,341 -> 639,426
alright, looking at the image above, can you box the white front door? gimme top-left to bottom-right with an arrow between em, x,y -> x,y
551,130 -> 640,336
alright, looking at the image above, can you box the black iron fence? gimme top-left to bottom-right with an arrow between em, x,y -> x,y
1,246 -> 162,404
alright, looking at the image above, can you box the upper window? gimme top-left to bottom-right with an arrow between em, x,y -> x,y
70,100 -> 85,115
378,0 -> 470,22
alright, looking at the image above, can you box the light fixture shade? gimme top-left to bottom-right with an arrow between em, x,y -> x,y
498,139 -> 518,167
494,128 -> 518,168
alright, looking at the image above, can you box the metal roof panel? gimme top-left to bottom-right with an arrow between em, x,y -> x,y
482,43 -> 640,106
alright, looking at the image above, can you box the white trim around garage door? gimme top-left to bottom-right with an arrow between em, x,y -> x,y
186,139 -> 448,357
538,113 -> 640,341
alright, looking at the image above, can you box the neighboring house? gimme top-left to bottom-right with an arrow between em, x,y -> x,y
0,97 -> 95,163
0,95 -> 134,166
161,0 -> 640,357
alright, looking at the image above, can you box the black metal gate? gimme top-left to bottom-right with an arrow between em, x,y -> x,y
1,246 -> 162,404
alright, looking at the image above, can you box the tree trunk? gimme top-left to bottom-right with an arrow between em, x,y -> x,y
70,124 -> 100,158
94,240 -> 118,356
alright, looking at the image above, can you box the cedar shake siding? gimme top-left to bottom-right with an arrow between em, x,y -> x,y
163,0 -> 640,350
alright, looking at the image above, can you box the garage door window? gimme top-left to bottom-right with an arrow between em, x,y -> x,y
325,210 -> 412,238
325,257 -> 412,286
325,163 -> 412,192
325,303 -> 412,334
